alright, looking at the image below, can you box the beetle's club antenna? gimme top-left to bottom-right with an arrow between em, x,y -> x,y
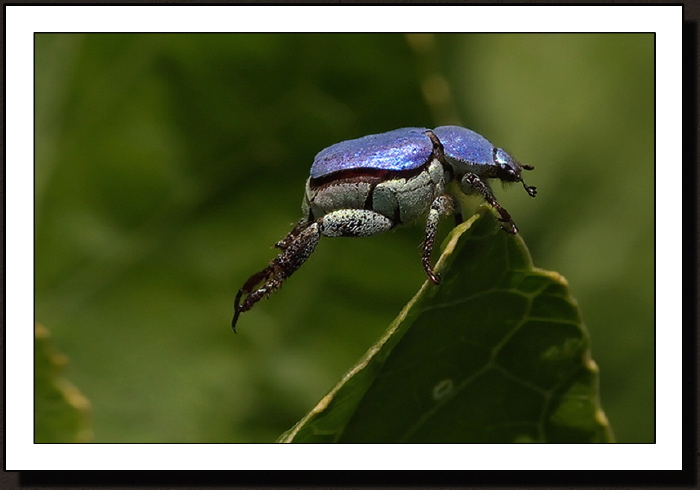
520,164 -> 537,197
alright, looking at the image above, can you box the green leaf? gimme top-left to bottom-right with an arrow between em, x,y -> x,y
279,207 -> 613,443
35,324 -> 92,443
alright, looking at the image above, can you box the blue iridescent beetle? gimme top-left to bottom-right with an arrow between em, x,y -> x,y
232,126 -> 536,331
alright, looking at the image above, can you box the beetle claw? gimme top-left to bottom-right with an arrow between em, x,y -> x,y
231,221 -> 321,332
427,270 -> 441,285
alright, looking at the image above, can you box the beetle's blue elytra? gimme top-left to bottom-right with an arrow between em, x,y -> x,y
310,127 -> 432,179
232,126 -> 536,331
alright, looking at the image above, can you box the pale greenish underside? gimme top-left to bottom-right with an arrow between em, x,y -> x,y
279,207 -> 613,443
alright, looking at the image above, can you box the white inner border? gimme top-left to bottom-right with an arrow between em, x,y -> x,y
6,5 -> 682,471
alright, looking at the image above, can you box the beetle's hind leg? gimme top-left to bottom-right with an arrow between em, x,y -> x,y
421,194 -> 457,285
232,221 -> 321,332
274,218 -> 310,251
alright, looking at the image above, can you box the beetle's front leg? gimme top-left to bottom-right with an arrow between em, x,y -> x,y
422,195 -> 456,285
462,173 -> 519,234
232,221 -> 321,332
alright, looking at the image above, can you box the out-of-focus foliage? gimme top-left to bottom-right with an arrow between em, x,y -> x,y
35,324 -> 92,443
35,33 -> 653,443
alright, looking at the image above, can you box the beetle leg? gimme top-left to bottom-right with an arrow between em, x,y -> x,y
422,195 -> 456,285
232,221 -> 321,332
319,209 -> 394,237
275,218 -> 309,250
462,173 -> 519,234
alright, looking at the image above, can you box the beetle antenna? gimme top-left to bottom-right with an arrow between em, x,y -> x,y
522,180 -> 537,197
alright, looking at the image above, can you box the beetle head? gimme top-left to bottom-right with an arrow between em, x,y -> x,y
494,148 -> 537,197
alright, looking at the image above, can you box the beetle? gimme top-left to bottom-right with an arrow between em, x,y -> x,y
232,126 -> 536,331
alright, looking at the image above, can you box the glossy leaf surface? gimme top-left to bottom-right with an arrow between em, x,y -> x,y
280,209 -> 612,443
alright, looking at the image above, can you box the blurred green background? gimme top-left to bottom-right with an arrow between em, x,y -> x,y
35,33 -> 653,443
